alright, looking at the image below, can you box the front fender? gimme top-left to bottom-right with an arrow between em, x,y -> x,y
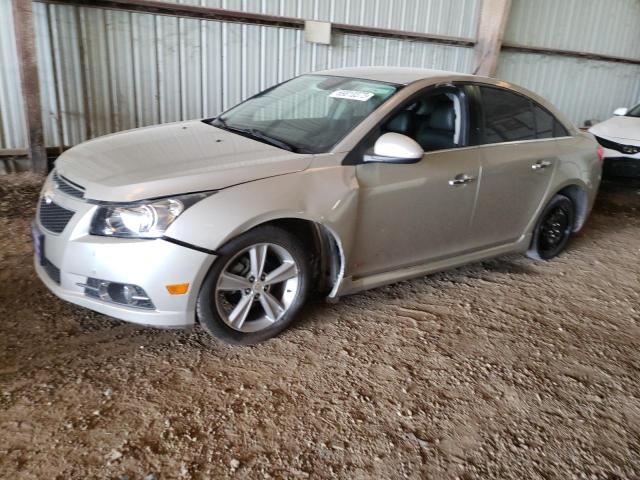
165,166 -> 359,264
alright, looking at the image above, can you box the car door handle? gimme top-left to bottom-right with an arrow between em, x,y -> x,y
531,160 -> 552,170
448,174 -> 476,186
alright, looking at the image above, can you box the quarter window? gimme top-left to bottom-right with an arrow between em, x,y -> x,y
533,104 -> 554,139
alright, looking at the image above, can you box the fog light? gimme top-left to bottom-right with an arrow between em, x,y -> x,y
79,278 -> 155,309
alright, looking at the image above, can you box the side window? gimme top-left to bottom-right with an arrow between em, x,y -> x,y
381,88 -> 466,152
480,87 -> 535,143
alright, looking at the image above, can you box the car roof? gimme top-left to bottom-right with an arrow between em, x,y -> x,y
311,66 -> 577,134
313,67 -> 476,85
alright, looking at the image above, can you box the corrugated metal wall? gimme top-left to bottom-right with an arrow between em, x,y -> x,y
497,53 -> 640,124
504,0 -> 640,60
1,0 -> 639,151
498,0 -> 640,124
0,0 -> 478,149
162,0 -> 480,38
0,0 -> 27,149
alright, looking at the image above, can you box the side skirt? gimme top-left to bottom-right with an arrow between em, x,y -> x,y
330,234 -> 531,298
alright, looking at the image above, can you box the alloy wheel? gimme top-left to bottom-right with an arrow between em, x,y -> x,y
214,243 -> 300,333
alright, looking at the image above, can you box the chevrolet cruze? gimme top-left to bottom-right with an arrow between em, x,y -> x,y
33,67 -> 602,344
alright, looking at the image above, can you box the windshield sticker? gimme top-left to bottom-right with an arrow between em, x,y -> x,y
329,90 -> 376,102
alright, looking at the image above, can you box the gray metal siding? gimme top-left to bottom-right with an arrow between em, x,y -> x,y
162,0 -> 481,39
0,0 -> 27,150
497,52 -> 640,125
2,0 -> 639,150
24,1 -> 475,148
505,0 -> 640,61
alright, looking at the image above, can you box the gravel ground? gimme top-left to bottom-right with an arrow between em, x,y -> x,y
1,173 -> 639,479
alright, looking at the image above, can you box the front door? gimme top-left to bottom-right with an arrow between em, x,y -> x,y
352,150 -> 480,277
350,86 -> 480,278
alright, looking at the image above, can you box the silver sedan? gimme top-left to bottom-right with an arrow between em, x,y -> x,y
33,67 -> 602,344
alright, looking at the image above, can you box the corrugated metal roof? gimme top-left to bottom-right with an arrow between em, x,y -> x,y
497,51 -> 640,125
0,0 -> 27,149
505,0 -> 640,60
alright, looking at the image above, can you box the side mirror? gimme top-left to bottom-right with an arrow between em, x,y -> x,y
613,107 -> 628,116
363,132 -> 424,164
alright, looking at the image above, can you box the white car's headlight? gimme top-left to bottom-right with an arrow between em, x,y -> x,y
90,193 -> 212,238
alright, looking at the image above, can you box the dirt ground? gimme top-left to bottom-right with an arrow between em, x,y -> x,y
1,173 -> 639,480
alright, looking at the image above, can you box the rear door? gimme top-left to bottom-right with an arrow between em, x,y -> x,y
469,85 -> 562,248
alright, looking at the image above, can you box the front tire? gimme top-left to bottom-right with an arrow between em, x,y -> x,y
527,194 -> 575,260
196,225 -> 310,345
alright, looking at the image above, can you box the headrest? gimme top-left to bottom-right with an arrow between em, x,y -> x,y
416,101 -> 435,116
428,104 -> 455,131
386,111 -> 413,134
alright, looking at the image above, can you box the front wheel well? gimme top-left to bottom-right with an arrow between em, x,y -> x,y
255,218 -> 342,298
556,185 -> 589,231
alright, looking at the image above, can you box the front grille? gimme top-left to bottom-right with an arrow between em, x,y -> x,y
52,171 -> 85,199
43,258 -> 61,284
39,199 -> 75,234
595,136 -> 640,155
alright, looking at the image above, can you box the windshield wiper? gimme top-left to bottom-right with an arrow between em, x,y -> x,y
236,128 -> 298,152
209,117 -> 307,153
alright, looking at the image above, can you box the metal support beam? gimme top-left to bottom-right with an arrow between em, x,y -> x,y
12,0 -> 47,173
38,0 -> 476,47
472,0 -> 512,77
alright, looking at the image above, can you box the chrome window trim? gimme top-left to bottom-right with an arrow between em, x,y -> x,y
476,135 -> 574,149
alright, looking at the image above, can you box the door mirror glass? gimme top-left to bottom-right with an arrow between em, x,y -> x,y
613,107 -> 628,116
363,132 -> 424,164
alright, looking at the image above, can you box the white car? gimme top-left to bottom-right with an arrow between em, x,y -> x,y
589,103 -> 640,177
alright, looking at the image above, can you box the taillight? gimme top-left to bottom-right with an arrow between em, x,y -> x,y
596,145 -> 604,162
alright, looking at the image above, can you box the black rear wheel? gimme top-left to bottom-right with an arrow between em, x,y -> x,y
527,194 -> 575,260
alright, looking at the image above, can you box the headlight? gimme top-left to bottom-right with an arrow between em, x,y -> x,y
90,192 -> 213,238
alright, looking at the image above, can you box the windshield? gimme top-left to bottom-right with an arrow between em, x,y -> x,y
209,75 -> 400,153
627,103 -> 640,118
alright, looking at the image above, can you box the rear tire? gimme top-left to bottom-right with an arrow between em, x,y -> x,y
196,225 -> 310,345
527,194 -> 575,260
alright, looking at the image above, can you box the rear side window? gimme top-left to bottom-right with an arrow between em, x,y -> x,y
479,86 -> 569,144
480,87 -> 536,143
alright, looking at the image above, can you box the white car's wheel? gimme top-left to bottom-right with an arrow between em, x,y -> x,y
196,225 -> 310,345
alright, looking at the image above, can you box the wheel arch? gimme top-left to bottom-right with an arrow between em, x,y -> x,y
556,183 -> 589,231
225,216 -> 346,299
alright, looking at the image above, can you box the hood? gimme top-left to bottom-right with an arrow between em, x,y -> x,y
589,116 -> 640,143
56,120 -> 313,202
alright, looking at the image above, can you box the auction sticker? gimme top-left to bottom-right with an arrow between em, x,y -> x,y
329,90 -> 375,101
